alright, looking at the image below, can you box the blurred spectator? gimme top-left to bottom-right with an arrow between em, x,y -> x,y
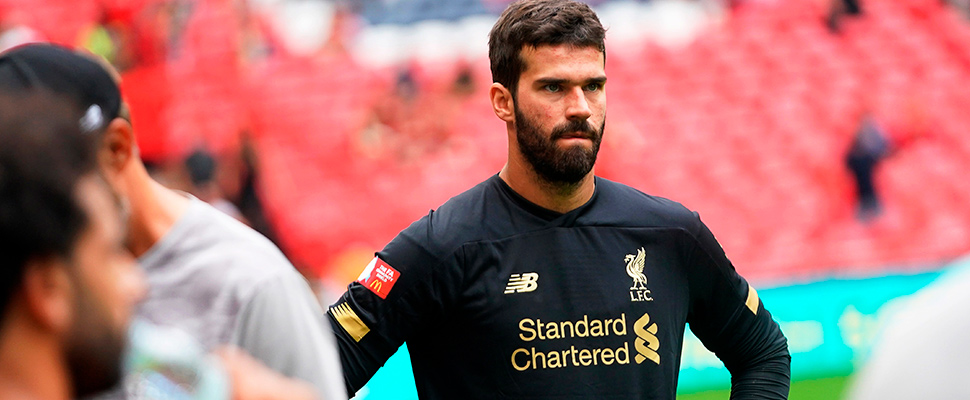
395,66 -> 419,103
845,112 -> 889,221
0,87 -> 141,400
185,147 -> 247,222
945,0 -> 970,20
827,0 -> 862,33
236,136 -> 280,246
364,65 -> 425,161
0,43 -> 347,399
452,62 -> 476,96
79,5 -> 136,74
0,89 -> 321,400
364,62 -> 476,163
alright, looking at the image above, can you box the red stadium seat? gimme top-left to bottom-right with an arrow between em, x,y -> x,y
15,0 -> 964,280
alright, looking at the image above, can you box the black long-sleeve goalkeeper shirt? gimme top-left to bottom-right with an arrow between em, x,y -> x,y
329,175 -> 791,399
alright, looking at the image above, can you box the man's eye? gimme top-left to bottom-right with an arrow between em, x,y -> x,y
584,83 -> 602,91
543,84 -> 561,93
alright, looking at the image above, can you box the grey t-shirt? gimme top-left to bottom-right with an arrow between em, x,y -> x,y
134,198 -> 346,399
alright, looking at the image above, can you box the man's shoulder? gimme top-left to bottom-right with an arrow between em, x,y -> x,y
387,177 -> 502,258
433,177 -> 497,223
150,199 -> 298,287
200,201 -> 288,254
591,177 -> 699,230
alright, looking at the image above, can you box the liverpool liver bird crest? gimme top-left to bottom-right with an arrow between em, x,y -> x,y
625,247 -> 648,290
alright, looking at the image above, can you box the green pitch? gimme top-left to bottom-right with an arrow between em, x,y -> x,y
678,376 -> 850,400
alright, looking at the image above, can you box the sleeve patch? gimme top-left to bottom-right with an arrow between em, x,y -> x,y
330,302 -> 370,342
745,285 -> 760,315
357,257 -> 400,299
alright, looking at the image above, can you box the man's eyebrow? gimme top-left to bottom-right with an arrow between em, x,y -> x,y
533,76 -> 608,86
534,77 -> 568,86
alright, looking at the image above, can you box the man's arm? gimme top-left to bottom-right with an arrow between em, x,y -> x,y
326,214 -> 462,396
709,289 -> 791,399
215,348 -> 319,400
231,271 -> 348,400
684,213 -> 791,399
326,292 -> 402,394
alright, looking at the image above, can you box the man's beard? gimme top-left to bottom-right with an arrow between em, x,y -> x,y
515,107 -> 604,186
64,276 -> 127,398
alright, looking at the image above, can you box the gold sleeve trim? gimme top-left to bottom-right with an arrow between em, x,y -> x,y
330,302 -> 370,342
745,285 -> 760,315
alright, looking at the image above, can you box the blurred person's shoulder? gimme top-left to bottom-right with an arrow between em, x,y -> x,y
141,196 -> 301,293
187,196 -> 297,277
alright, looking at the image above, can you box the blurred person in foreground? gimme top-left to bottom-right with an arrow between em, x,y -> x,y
327,0 -> 791,398
0,89 -> 140,400
0,43 -> 346,399
0,91 -> 317,400
847,258 -> 970,400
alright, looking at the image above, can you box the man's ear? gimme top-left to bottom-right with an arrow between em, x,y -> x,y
21,258 -> 74,333
98,118 -> 135,174
490,83 -> 515,123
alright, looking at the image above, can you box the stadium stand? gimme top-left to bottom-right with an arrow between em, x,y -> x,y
3,0 -> 969,287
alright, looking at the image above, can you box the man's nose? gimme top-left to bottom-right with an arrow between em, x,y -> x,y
565,87 -> 592,121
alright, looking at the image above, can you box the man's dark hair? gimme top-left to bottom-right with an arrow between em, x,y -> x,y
0,90 -> 99,321
488,0 -> 606,98
0,43 -> 124,136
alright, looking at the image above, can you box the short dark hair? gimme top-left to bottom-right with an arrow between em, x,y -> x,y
488,0 -> 606,97
0,90 -> 99,321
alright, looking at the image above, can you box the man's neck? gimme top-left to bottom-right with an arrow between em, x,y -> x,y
125,172 -> 192,257
0,319 -> 72,400
499,160 -> 595,214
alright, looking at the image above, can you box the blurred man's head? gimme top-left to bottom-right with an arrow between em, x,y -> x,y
489,0 -> 607,186
0,43 -> 124,134
0,90 -> 145,398
0,42 -> 138,197
0,43 -> 171,258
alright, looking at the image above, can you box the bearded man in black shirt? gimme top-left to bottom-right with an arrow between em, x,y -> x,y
328,1 -> 791,398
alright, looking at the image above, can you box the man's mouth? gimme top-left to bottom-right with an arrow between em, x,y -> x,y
557,131 -> 592,140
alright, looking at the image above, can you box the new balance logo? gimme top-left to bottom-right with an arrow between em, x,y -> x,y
504,273 -> 539,294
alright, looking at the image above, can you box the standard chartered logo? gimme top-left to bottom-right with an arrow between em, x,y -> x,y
633,313 -> 661,365
510,312 -> 661,371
